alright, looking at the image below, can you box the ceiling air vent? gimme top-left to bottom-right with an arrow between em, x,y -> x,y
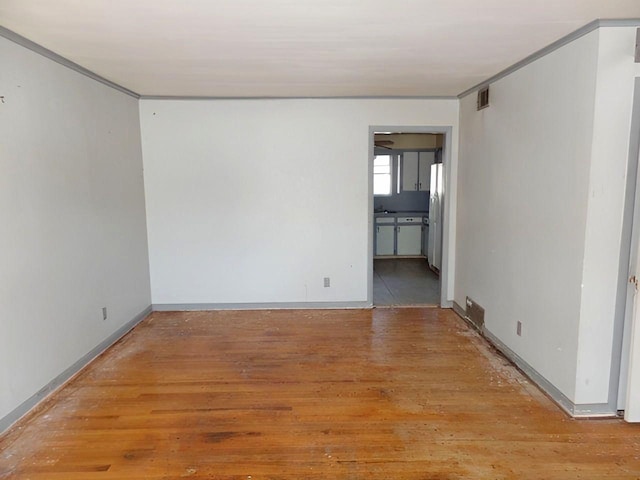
477,86 -> 490,110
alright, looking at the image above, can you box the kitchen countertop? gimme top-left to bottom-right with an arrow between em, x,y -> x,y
374,211 -> 428,217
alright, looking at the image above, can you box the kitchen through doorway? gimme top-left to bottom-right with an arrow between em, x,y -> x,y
372,131 -> 444,306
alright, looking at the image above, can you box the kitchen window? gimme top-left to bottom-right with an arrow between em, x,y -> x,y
373,155 -> 392,196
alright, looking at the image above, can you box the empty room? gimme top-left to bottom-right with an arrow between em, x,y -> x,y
3,1 -> 640,478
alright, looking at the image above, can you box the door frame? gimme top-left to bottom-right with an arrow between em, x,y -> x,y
616,77 -> 640,416
367,125 -> 454,307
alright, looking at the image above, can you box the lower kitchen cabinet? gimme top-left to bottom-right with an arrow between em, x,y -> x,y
422,224 -> 429,256
375,215 -> 427,257
376,225 -> 395,256
396,225 -> 422,255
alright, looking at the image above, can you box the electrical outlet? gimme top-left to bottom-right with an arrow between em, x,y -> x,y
324,277 -> 330,288
517,321 -> 522,336
102,307 -> 108,321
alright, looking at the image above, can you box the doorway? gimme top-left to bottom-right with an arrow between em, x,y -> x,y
368,126 -> 453,307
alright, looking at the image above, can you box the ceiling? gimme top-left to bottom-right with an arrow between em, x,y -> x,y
1,0 -> 640,97
375,134 -> 442,150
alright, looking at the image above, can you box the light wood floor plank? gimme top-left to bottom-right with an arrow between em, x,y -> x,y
1,308 -> 640,479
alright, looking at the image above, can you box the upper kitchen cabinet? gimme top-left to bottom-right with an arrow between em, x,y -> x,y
401,151 -> 434,192
418,152 -> 434,192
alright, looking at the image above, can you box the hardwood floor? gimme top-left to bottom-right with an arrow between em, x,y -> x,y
1,308 -> 640,479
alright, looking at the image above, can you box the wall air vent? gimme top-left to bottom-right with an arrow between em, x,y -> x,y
477,86 -> 490,110
635,28 -> 640,63
466,296 -> 485,330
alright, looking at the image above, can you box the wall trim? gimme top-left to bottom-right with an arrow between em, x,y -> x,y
481,328 -> 576,416
152,301 -> 372,311
451,303 -> 617,418
573,403 -> 622,417
458,18 -> 640,99
0,305 -> 152,436
0,25 -> 140,99
452,300 -> 473,327
3,18 -> 639,102
611,77 -> 640,412
139,95 -> 459,101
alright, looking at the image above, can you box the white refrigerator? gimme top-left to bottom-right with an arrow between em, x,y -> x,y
428,163 -> 443,272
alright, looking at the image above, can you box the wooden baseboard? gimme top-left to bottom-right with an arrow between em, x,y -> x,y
0,305 -> 152,436
451,300 -> 615,418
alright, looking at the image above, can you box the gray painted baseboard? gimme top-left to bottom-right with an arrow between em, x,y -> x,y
451,302 -> 616,418
152,301 -> 372,311
2,300 -> 616,436
452,301 -> 470,326
0,305 -> 152,435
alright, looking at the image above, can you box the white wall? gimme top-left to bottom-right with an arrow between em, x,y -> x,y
0,37 -> 151,422
576,27 -> 640,404
456,31 -> 600,402
139,98 -> 458,305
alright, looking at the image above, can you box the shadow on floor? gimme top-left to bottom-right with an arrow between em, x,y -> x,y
373,258 -> 440,306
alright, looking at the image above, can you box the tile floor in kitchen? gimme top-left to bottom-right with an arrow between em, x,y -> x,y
373,258 -> 440,306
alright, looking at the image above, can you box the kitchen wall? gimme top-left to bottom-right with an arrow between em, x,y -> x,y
456,26 -> 640,410
374,148 -> 442,213
0,36 -> 151,426
139,98 -> 458,306
374,190 -> 429,213
374,154 -> 430,213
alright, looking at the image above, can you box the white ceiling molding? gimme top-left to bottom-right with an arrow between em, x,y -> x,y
1,0 -> 640,97
0,25 -> 139,98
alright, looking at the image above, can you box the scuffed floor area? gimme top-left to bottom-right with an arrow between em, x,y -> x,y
1,308 -> 640,479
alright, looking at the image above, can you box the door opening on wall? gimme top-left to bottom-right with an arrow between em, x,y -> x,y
371,131 -> 445,307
